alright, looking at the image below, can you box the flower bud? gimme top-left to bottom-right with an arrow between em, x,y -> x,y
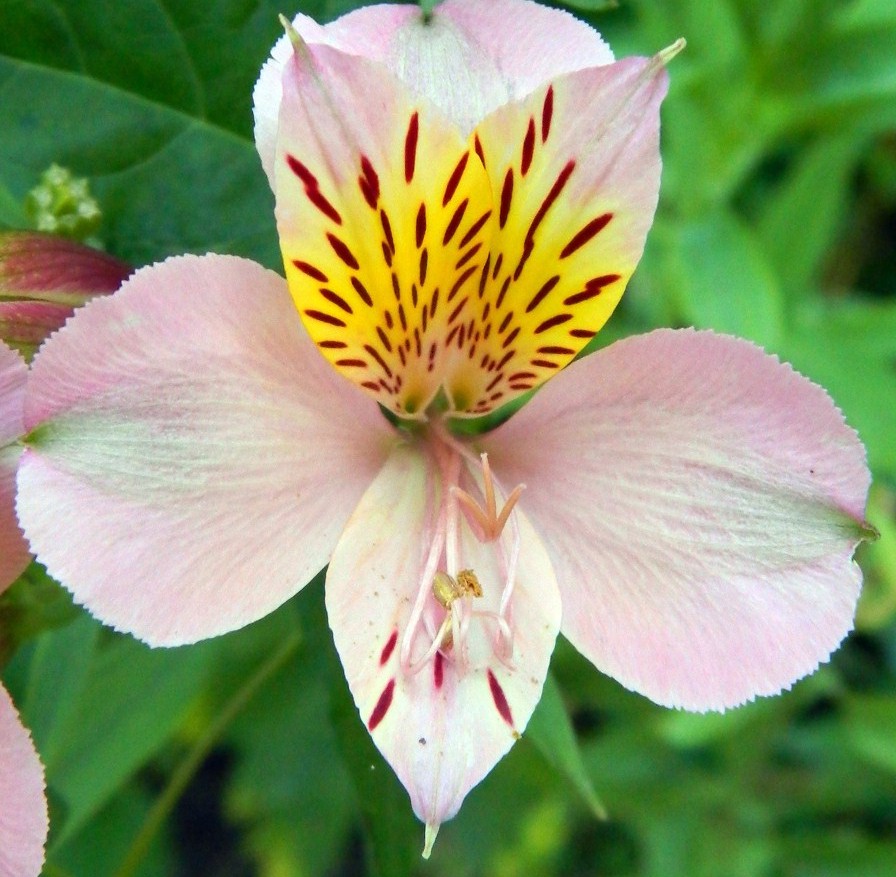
0,231 -> 131,359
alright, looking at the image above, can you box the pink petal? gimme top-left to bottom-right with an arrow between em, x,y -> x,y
0,340 -> 29,591
0,684 -> 47,877
326,443 -> 560,844
18,254 -> 395,645
485,329 -> 871,711
254,0 -> 613,185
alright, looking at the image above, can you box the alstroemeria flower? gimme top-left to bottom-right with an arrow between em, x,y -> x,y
1,339 -> 48,877
16,0 -> 870,853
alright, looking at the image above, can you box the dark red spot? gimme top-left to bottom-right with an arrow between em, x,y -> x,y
455,242 -> 482,270
434,652 -> 444,689
531,358 -> 560,368
499,168 -> 514,228
443,153 -> 470,206
381,241 -> 393,268
448,296 -> 468,324
526,275 -> 560,313
496,276 -> 512,309
380,630 -> 398,667
398,303 -> 407,331
509,371 -> 537,381
498,311 -> 514,333
365,344 -> 393,378
430,288 -> 439,318
474,134 -> 486,167
411,283 -> 419,308
560,213 -> 613,259
360,155 -> 380,208
320,289 -> 353,314
570,328 -> 596,338
537,345 -> 574,355
419,248 -> 429,285
286,155 -> 342,224
335,358 -> 366,368
502,326 -> 520,348
384,310 -> 394,329
496,349 -> 515,370
521,117 -> 536,176
487,670 -> 514,726
327,234 -> 360,270
292,260 -> 328,283
446,324 -> 459,347
478,256 -> 491,298
319,340 -> 347,349
510,382 -> 533,391
535,313 -> 573,333
486,372 -> 504,392
491,253 -> 504,280
564,273 -> 621,305
527,160 -> 575,243
541,86 -> 554,143
443,198 -> 469,245
404,112 -> 420,183
351,276 -> 373,307
513,238 -> 535,281
380,210 -> 396,254
391,272 -> 401,302
448,266 -> 477,302
286,154 -> 318,188
305,309 -> 346,328
362,380 -> 380,392
459,210 -> 492,249
368,678 -> 396,730
415,203 -> 427,248
376,326 -> 392,352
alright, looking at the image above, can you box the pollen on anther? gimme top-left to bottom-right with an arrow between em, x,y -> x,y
434,651 -> 445,689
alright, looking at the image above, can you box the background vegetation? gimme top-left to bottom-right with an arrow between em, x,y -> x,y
1,0 -> 894,874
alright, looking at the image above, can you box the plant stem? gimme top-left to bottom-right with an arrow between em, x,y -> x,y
111,631 -> 302,877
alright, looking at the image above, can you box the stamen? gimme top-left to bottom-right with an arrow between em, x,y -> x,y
453,453 -> 525,542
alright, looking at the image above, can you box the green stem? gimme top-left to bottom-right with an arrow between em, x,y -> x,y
111,631 -> 302,877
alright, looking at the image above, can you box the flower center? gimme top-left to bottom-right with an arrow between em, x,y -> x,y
399,424 -> 524,680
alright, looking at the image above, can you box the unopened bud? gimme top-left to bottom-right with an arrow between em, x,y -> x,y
0,231 -> 131,359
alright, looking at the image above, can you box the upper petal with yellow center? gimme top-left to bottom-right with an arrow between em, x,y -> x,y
274,36 -> 670,417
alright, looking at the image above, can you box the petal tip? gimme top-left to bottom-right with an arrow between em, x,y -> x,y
422,821 -> 440,859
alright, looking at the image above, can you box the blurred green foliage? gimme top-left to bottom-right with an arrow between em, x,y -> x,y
1,0 -> 894,875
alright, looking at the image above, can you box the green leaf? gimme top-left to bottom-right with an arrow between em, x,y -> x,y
756,135 -> 866,298
662,210 -> 786,349
40,631 -> 212,847
526,673 -> 606,819
783,299 -> 896,477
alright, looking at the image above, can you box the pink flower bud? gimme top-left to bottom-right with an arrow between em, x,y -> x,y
0,231 -> 131,359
